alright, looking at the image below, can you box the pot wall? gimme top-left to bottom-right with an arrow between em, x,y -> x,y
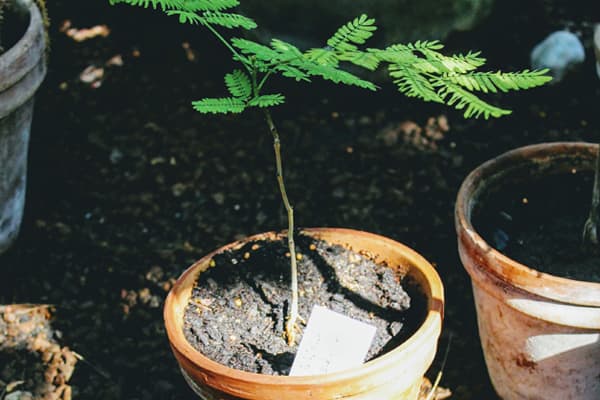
456,142 -> 600,400
0,1 -> 47,253
164,228 -> 444,400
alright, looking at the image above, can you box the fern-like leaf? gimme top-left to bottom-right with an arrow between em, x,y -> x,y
225,70 -> 252,99
305,48 -> 339,66
232,38 -> 279,62
192,98 -> 246,114
301,62 -> 377,90
201,11 -> 256,29
180,0 -> 239,11
337,51 -> 380,71
389,64 -> 443,102
166,9 -> 204,24
248,94 -> 286,108
327,14 -> 377,52
275,65 -> 311,81
386,40 -> 444,52
444,69 -> 552,93
167,10 -> 256,29
435,81 -> 512,119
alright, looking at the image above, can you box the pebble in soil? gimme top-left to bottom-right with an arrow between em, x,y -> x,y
474,170 -> 600,283
183,234 -> 427,375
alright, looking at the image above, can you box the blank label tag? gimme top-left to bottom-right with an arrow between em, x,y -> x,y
289,305 -> 377,376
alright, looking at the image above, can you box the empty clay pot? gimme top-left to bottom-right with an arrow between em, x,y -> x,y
456,142 -> 600,400
0,0 -> 47,253
164,228 -> 444,399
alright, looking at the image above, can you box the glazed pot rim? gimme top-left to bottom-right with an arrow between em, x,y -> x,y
456,141 -> 600,307
163,227 -> 444,390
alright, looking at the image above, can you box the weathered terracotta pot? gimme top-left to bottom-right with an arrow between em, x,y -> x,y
456,142 -> 600,400
0,0 -> 47,253
164,228 -> 444,400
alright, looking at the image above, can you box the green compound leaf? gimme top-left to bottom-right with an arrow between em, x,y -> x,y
166,10 -> 256,29
232,38 -> 279,62
192,98 -> 246,114
305,48 -> 339,66
181,0 -> 240,11
327,14 -> 377,52
434,81 -> 512,119
389,64 -> 443,102
225,70 -> 252,100
201,11 -> 257,29
248,94 -> 286,108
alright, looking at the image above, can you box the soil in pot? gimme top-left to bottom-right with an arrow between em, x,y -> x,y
474,169 -> 600,283
183,233 -> 427,375
0,2 -> 29,53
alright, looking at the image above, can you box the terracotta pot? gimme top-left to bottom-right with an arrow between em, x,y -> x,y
164,228 -> 444,399
456,142 -> 600,400
0,0 -> 47,253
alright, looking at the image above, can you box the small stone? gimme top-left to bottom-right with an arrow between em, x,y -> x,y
531,31 -> 584,82
243,252 -> 251,260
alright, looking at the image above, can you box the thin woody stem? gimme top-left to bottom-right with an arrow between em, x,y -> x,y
263,108 -> 301,345
583,144 -> 600,247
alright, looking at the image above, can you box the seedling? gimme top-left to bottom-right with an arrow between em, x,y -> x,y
110,0 -> 551,345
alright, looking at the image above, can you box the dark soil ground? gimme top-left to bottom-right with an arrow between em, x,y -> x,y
1,0 -> 599,399
183,236 -> 424,375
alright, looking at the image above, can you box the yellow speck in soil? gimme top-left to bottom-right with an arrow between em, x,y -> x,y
209,259 -> 216,268
234,298 -> 242,307
309,244 -> 317,251
346,146 -> 354,154
571,168 -> 577,174
243,252 -> 250,260
285,252 -> 291,258
522,197 -> 529,204
296,253 -> 303,261
251,244 -> 260,251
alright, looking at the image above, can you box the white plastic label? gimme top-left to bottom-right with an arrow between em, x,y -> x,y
289,305 -> 377,376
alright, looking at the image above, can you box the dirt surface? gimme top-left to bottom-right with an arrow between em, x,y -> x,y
1,0 -> 599,399
475,171 -> 600,282
184,236 -> 424,375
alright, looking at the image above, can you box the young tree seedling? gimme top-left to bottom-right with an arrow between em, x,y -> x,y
110,0 -> 551,345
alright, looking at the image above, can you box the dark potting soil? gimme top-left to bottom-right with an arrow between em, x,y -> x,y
183,234 -> 427,375
474,170 -> 600,283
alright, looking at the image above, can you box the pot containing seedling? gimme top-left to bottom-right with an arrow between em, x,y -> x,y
0,0 -> 48,254
111,1 -> 550,398
456,142 -> 600,400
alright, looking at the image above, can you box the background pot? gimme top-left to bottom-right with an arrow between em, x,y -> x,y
164,228 -> 444,400
0,0 -> 47,254
456,142 -> 600,400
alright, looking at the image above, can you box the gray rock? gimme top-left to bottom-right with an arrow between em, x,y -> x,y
239,0 -> 494,47
531,31 -> 585,82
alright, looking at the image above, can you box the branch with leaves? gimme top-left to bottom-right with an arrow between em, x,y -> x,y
111,0 -> 552,345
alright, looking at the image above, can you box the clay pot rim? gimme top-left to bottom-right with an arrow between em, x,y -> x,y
163,227 -> 444,389
456,141 -> 600,307
0,0 -> 45,92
